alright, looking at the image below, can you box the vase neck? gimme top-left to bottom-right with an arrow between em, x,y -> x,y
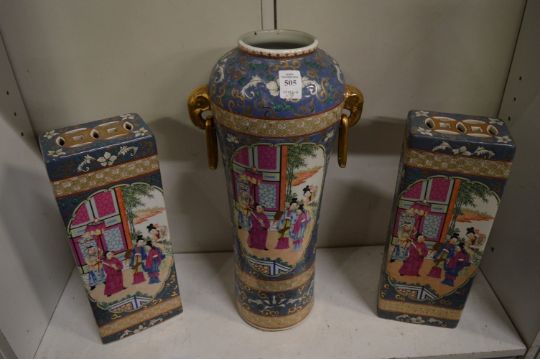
238,29 -> 318,58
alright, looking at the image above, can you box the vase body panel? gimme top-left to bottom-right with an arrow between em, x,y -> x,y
39,114 -> 182,342
208,38 -> 344,330
216,120 -> 338,329
377,110 -> 515,327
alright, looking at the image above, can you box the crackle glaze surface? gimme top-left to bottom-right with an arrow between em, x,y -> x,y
39,114 -> 182,343
208,39 -> 345,330
377,110 -> 515,328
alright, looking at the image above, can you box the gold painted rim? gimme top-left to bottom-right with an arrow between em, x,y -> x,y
236,299 -> 314,331
238,29 -> 318,58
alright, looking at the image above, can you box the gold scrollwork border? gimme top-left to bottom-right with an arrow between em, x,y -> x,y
378,298 -> 462,321
52,156 -> 160,197
236,299 -> 314,331
235,265 -> 315,292
404,149 -> 512,179
98,295 -> 182,337
212,103 -> 342,138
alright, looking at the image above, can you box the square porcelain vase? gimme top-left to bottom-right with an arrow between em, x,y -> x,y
39,113 -> 182,343
377,110 -> 515,327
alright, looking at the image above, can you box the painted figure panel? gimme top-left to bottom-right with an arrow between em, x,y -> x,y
231,143 -> 325,275
386,176 -> 498,300
68,183 -> 174,313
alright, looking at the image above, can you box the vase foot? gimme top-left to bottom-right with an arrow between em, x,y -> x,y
236,300 -> 314,331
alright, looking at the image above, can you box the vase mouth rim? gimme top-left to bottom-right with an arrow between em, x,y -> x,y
238,29 -> 318,57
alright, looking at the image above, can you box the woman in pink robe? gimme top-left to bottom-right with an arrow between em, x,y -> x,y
247,204 -> 270,250
399,234 -> 428,276
290,205 -> 311,251
103,251 -> 125,297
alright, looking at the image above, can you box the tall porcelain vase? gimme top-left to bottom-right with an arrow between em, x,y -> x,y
188,30 -> 363,330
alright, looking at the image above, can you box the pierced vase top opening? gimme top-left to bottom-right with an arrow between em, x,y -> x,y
209,29 -> 344,119
238,29 -> 319,58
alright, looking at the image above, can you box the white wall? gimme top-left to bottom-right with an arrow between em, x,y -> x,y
0,36 -> 73,358
480,1 -> 540,356
278,0 -> 524,247
0,0 -> 263,255
0,0 -> 263,357
0,0 -> 525,253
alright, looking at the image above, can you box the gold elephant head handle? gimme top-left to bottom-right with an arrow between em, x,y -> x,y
188,83 -> 363,169
187,85 -> 218,169
338,84 -> 364,167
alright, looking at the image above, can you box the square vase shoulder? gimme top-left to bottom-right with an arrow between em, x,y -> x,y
377,110 -> 515,328
39,114 -> 182,343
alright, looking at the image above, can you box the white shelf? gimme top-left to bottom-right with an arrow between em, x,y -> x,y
36,246 -> 526,358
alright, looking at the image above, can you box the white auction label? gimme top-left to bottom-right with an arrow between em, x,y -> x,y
278,70 -> 302,100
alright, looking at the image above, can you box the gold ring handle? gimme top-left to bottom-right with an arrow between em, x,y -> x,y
338,84 -> 364,168
187,85 -> 218,169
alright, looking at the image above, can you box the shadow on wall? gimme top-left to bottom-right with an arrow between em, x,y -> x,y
0,164 -> 73,317
317,116 -> 405,247
0,93 -> 39,159
324,245 -> 384,315
149,117 -> 231,253
348,116 -> 405,156
320,178 -> 395,247
0,33 -> 41,160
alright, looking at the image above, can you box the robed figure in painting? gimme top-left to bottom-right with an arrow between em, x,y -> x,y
247,204 -> 270,250
442,243 -> 470,286
145,241 -> 165,284
399,234 -> 428,276
275,200 -> 299,249
390,223 -> 414,262
147,223 -> 167,243
103,251 -> 126,296
236,190 -> 253,230
130,236 -> 147,284
84,244 -> 104,291
290,204 -> 311,251
427,234 -> 458,278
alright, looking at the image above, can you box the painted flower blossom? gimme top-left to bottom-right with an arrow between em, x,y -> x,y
120,113 -> 135,120
133,127 -> 149,137
496,135 -> 512,144
488,118 -> 504,126
452,146 -> 471,156
118,145 -> 138,156
97,152 -> 117,166
43,130 -> 58,139
226,134 -> 239,144
47,148 -> 65,157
